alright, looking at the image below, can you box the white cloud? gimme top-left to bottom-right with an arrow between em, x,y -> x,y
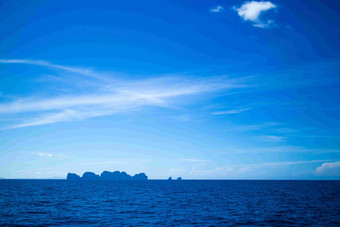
0,59 -> 250,129
79,159 -> 154,166
226,146 -> 340,154
190,167 -> 225,177
33,152 -> 53,157
0,59 -> 109,81
225,122 -> 280,132
234,1 -> 277,28
169,114 -> 191,122
315,161 -> 340,176
8,110 -> 83,129
258,135 -> 285,142
212,107 -> 251,115
169,167 -> 188,176
189,159 -> 337,178
180,158 -> 207,163
210,5 -> 224,13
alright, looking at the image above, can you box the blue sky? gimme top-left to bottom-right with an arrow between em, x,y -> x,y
0,0 -> 339,179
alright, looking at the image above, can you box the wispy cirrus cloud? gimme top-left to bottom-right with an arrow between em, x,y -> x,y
234,1 -> 277,28
180,158 -> 208,163
210,5 -> 224,13
227,146 -> 340,154
258,135 -> 285,142
0,59 -> 250,130
212,107 -> 251,115
33,152 -> 53,157
0,59 -> 110,81
225,122 -> 280,132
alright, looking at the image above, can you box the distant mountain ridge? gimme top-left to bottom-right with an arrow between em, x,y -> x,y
67,171 -> 148,181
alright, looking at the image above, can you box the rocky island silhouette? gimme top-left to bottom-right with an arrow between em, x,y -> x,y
67,171 -> 148,180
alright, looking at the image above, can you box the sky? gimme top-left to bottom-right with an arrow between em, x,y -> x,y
0,0 -> 339,179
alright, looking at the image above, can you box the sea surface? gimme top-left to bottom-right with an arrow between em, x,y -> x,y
0,180 -> 339,226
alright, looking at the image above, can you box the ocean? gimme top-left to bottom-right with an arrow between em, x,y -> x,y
0,180 -> 339,226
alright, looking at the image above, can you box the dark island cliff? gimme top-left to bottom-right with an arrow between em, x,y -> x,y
67,171 -> 148,181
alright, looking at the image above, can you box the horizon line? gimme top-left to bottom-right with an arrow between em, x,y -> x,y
1,178 -> 339,181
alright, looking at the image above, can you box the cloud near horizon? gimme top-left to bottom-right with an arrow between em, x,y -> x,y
182,159 -> 337,178
315,161 -> 340,176
0,59 -> 250,130
234,1 -> 277,28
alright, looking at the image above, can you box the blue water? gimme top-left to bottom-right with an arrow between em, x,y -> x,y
0,180 -> 339,226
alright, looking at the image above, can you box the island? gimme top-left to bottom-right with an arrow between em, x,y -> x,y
67,171 -> 148,181
167,177 -> 183,180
